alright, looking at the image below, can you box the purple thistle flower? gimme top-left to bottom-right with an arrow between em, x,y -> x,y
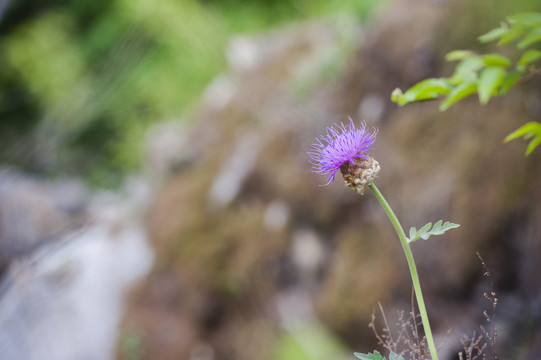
308,117 -> 377,186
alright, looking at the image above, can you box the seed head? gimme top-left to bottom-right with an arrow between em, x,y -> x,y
308,117 -> 379,193
340,156 -> 380,195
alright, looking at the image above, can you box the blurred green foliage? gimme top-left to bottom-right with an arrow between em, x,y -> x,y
439,0 -> 541,50
0,0 -> 378,186
391,10 -> 541,155
273,322 -> 346,360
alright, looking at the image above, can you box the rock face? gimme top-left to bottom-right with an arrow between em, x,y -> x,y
0,169 -> 87,273
0,173 -> 153,360
127,1 -> 541,360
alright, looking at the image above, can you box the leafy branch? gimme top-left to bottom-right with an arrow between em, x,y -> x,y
391,12 -> 541,155
408,220 -> 460,243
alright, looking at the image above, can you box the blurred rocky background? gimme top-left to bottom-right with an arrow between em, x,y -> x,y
1,0 -> 541,359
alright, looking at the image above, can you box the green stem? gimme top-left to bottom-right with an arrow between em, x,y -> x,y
368,182 -> 439,360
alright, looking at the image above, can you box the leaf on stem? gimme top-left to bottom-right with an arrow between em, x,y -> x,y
482,53 -> 511,67
391,78 -> 452,106
478,26 -> 509,43
500,70 -> 523,94
445,50 -> 474,61
497,27 -> 524,46
478,66 -> 506,104
507,12 -> 541,27
439,81 -> 477,111
354,351 -> 386,360
504,121 -> 541,155
517,49 -> 541,66
408,220 -> 460,243
449,57 -> 484,84
517,27 -> 541,49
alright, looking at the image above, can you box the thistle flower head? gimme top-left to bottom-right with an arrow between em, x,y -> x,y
308,117 -> 379,192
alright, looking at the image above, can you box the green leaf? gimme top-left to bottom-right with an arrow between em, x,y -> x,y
389,352 -> 405,360
504,122 -> 541,155
439,81 -> 477,111
478,66 -> 506,104
507,12 -> 541,27
354,351 -> 386,360
408,223 -> 429,241
418,222 -> 433,239
409,227 -> 417,240
445,50 -> 474,61
408,220 -> 460,243
402,78 -> 452,102
504,122 -> 541,141
497,28 -> 524,46
478,26 -> 509,43
526,135 -> 541,155
391,79 -> 452,106
450,57 -> 484,84
517,27 -> 541,49
500,70 -> 523,94
430,220 -> 461,235
482,54 -> 511,67
517,49 -> 541,66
